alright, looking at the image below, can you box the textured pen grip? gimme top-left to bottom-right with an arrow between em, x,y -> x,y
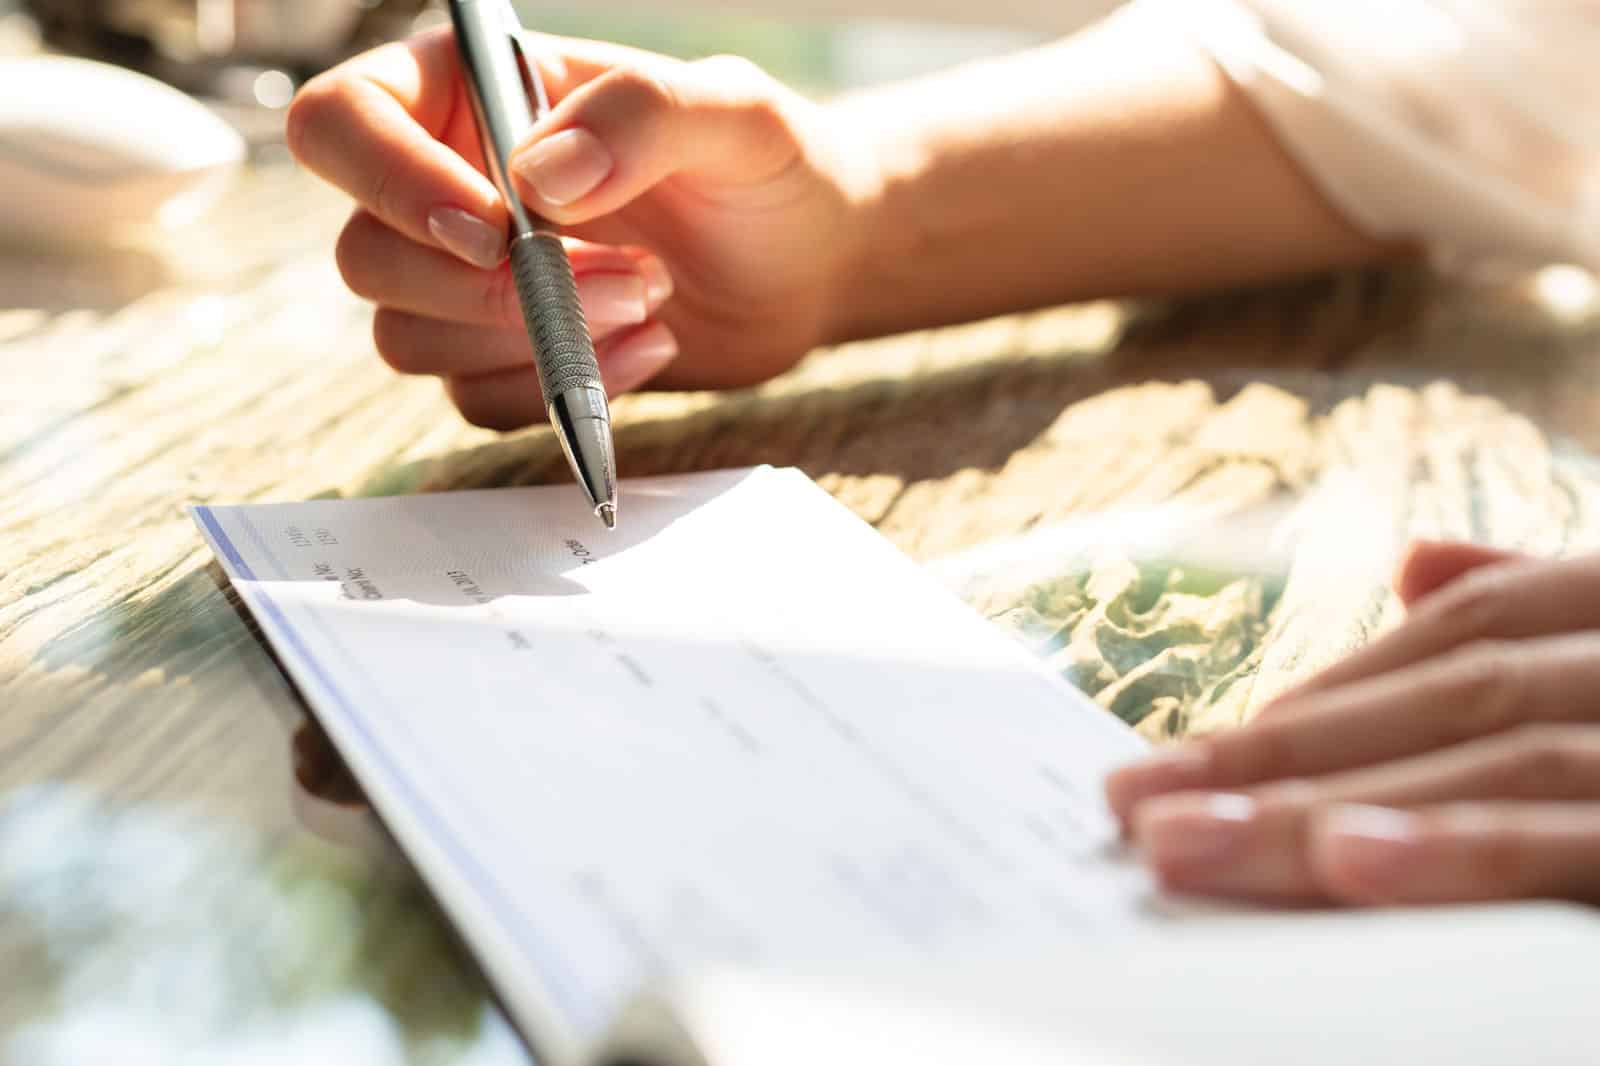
509,232 -> 601,404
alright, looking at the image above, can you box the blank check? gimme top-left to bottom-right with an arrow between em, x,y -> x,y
194,466 -> 1153,1065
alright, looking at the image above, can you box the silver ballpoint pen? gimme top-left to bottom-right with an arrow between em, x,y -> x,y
447,0 -> 618,529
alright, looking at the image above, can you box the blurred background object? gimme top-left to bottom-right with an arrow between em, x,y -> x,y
1,0 -> 1115,245
21,0 -> 429,97
0,53 -> 245,245
16,1 -> 1122,102
0,0 -> 1117,284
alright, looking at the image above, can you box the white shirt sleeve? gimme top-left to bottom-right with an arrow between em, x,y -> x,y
1128,0 -> 1600,276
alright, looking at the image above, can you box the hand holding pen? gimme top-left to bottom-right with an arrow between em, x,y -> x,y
284,18 -> 854,441
289,12 -> 1413,449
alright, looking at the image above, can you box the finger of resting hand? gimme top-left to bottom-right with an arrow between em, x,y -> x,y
1106,632 -> 1600,824
1312,801 -> 1600,905
1393,540 -> 1527,608
1212,633 -> 1600,781
1134,725 -> 1600,902
444,320 -> 678,429
1265,549 -> 1591,711
288,28 -> 508,250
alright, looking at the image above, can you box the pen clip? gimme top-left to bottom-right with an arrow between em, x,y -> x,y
505,25 -> 551,117
498,1 -> 555,233
484,0 -> 549,118
451,0 -> 551,237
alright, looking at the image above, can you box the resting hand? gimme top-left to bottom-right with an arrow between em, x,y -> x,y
287,29 -> 872,428
1106,540 -> 1600,906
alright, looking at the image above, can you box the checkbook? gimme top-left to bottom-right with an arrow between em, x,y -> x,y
192,466 -> 1598,1066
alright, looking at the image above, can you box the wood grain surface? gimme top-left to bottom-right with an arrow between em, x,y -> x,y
4,150 -> 1600,1062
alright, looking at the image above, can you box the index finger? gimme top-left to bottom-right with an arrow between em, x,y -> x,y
287,27 -> 507,256
286,27 -> 679,264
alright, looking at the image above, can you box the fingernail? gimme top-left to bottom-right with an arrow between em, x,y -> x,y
427,206 -> 505,269
1317,804 -> 1421,889
1139,793 -> 1256,869
639,256 -> 674,307
577,273 -> 648,326
606,321 -> 678,384
514,128 -> 612,206
1106,744 -> 1212,820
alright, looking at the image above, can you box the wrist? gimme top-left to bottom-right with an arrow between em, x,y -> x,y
811,92 -> 934,346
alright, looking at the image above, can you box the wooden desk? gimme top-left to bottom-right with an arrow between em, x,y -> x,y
4,156 -> 1600,1059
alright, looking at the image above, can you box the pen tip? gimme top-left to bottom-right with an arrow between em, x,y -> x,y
597,503 -> 616,531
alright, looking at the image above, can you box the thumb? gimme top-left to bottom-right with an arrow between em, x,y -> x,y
1394,540 -> 1526,608
507,55 -> 804,224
